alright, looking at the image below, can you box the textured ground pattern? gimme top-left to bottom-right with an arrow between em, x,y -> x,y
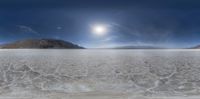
0,49 -> 200,99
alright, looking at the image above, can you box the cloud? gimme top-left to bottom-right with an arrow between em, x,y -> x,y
56,26 -> 62,30
109,22 -> 140,37
17,25 -> 39,35
101,36 -> 118,42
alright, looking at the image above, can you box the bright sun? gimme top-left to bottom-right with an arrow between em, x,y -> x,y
92,24 -> 108,36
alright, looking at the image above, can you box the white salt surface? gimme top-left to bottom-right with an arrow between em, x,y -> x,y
0,49 -> 200,99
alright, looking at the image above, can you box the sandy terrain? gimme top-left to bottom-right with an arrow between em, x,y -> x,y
0,49 -> 200,99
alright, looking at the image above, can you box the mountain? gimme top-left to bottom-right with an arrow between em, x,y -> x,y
191,45 -> 200,49
0,39 -> 84,49
112,45 -> 165,49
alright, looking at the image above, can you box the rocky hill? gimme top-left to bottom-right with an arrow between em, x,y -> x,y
191,45 -> 200,49
0,39 -> 84,49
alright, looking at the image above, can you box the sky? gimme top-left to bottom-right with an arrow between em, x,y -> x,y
0,0 -> 200,48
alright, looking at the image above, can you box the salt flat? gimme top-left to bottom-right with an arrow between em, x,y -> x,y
0,49 -> 200,99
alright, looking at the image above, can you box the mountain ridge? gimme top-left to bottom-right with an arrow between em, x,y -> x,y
0,39 -> 84,49
190,45 -> 200,49
111,45 -> 165,49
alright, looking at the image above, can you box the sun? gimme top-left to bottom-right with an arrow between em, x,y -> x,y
92,24 -> 108,36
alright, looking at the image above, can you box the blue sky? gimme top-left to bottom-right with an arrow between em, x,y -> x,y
1,0 -> 200,48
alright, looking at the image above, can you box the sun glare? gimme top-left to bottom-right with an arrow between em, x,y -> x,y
92,24 -> 108,36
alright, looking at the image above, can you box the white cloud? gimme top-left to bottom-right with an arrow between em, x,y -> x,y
109,22 -> 140,37
101,36 -> 118,42
56,26 -> 62,30
17,25 -> 39,35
